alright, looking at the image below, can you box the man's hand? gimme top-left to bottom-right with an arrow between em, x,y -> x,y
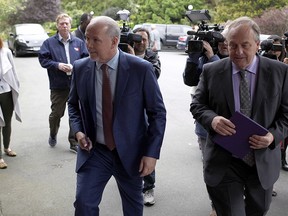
203,41 -> 214,59
249,132 -> 274,149
58,63 -> 73,73
212,116 -> 236,136
212,116 -> 274,149
127,44 -> 135,55
76,132 -> 92,152
139,156 -> 157,177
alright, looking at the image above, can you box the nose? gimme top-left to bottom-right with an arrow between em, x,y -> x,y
86,40 -> 94,50
235,46 -> 244,55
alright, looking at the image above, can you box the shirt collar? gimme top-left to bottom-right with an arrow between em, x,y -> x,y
58,33 -> 71,43
97,49 -> 119,71
232,55 -> 259,75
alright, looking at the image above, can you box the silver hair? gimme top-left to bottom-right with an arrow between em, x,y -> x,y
226,16 -> 260,42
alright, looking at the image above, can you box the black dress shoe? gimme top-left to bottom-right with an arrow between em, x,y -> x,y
272,190 -> 277,197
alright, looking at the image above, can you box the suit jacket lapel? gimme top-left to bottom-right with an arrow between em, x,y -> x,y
219,59 -> 235,116
85,60 -> 97,122
113,51 -> 130,117
251,56 -> 270,117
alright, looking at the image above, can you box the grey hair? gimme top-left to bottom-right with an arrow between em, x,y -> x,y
226,16 -> 260,42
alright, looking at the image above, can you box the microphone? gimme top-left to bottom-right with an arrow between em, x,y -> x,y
187,30 -> 197,35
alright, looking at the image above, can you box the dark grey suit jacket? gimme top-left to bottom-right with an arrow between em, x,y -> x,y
191,55 -> 288,189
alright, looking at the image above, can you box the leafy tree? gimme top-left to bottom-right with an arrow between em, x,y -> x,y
214,0 -> 288,23
60,0 -> 138,17
0,0 -> 22,36
254,7 -> 288,36
7,0 -> 61,25
61,1 -> 86,28
131,0 -> 207,25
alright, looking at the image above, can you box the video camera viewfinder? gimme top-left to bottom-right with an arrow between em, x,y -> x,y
185,9 -> 224,54
185,9 -> 211,22
116,9 -> 142,52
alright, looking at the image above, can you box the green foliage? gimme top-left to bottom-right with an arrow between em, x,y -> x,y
0,0 -> 23,38
60,0 -> 138,17
1,0 -> 288,39
60,1 -> 86,28
131,0 -> 206,25
214,0 -> 288,23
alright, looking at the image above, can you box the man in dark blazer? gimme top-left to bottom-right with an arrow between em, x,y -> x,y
68,16 -> 166,216
191,17 -> 288,216
72,13 -> 92,42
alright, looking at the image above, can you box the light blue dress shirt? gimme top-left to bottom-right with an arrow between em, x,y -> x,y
95,50 -> 119,144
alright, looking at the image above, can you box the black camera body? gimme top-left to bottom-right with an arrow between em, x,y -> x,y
116,10 -> 142,52
185,9 -> 225,54
119,24 -> 142,52
260,39 -> 283,52
187,29 -> 224,53
259,39 -> 283,60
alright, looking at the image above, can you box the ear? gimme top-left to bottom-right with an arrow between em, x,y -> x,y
111,36 -> 119,49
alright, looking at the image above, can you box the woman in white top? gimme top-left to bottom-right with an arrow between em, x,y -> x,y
0,37 -> 21,169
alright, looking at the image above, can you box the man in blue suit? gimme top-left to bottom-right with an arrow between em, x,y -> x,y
68,16 -> 166,216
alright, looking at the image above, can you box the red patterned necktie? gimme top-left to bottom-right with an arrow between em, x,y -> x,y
101,64 -> 116,151
239,70 -> 255,166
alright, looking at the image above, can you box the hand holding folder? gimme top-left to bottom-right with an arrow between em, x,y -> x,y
213,111 -> 269,159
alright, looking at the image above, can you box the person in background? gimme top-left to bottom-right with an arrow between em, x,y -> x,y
183,29 -> 229,216
261,34 -> 286,197
191,16 -> 288,216
38,13 -> 88,153
72,13 -> 92,42
68,16 -> 166,216
0,37 -> 21,169
267,35 -> 286,62
281,37 -> 288,172
150,24 -> 161,52
129,27 -> 161,205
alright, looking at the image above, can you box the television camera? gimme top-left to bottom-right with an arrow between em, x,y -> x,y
116,9 -> 142,52
259,39 -> 283,60
185,9 -> 225,54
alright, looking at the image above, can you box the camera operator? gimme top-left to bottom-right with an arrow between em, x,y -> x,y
127,27 -> 161,205
260,35 -> 285,61
127,28 -> 161,79
266,35 -> 288,172
184,29 -> 228,216
258,34 -> 286,198
261,35 -> 287,171
184,31 -> 228,154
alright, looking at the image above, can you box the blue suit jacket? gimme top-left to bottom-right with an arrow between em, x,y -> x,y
68,50 -> 166,177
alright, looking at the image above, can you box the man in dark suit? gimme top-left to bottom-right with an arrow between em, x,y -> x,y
68,16 -> 166,216
72,13 -> 92,42
191,16 -> 288,216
